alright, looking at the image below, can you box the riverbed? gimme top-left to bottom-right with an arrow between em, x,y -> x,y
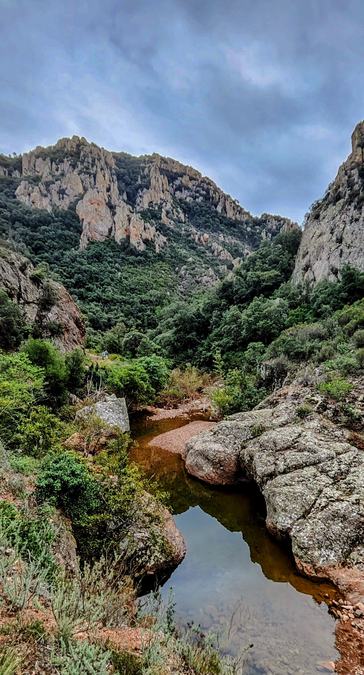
131,412 -> 338,674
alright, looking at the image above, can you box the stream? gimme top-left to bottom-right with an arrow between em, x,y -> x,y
130,412 -> 338,674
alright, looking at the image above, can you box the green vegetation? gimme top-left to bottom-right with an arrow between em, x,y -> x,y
1,153 -> 364,671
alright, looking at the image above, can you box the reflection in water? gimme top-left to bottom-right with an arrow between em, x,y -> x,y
131,414 -> 338,674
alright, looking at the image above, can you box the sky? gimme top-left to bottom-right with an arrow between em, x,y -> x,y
1,0 -> 364,223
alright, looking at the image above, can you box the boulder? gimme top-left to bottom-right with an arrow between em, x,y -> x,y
76,394 -> 130,433
119,491 -> 186,585
185,384 -> 364,571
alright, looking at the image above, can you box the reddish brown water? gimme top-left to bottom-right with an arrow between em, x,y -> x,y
131,412 -> 338,674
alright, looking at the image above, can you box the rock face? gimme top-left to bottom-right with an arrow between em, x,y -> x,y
185,381 -> 364,572
76,394 -> 130,433
119,491 -> 186,584
7,136 -> 297,266
0,246 -> 85,351
293,121 -> 364,284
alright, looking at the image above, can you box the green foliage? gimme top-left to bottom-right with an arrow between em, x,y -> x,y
0,501 -> 57,579
353,328 -> 364,347
65,348 -> 87,392
51,639 -> 112,674
102,320 -> 128,354
159,365 -> 209,404
14,405 -> 67,457
36,451 -> 101,525
318,376 -> 353,401
0,352 -> 44,445
22,338 -> 67,405
212,370 -> 264,417
323,353 -> 358,375
0,648 -> 21,675
0,290 -> 27,351
105,355 -> 170,407
296,403 -> 313,418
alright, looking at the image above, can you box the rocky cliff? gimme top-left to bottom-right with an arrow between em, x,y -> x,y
293,121 -> 364,284
4,136 -> 296,268
0,246 -> 85,350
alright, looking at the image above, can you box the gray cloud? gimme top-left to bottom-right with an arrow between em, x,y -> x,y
1,0 -> 364,221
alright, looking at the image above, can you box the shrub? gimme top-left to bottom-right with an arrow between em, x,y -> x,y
106,360 -> 154,406
36,451 -> 101,524
136,355 -> 170,393
0,290 -> 27,351
296,403 -> 313,418
65,348 -> 87,393
318,377 -> 353,401
159,365 -> 209,404
323,353 -> 358,375
212,370 -> 263,417
353,329 -> 364,348
0,352 -> 44,445
15,405 -> 66,457
22,338 -> 67,405
357,348 -> 364,369
102,321 -> 128,354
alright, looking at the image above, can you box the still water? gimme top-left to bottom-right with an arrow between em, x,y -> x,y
131,414 -> 338,674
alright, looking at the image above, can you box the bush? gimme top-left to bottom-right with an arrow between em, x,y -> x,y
14,405 -> 67,457
159,365 -> 209,404
0,290 -> 27,350
22,338 -> 67,405
106,360 -> 154,406
323,353 -> 358,375
212,370 -> 264,417
0,352 -> 44,445
296,403 -> 313,418
65,348 -> 87,393
318,377 -> 353,401
353,329 -> 364,348
357,348 -> 364,369
36,451 -> 101,525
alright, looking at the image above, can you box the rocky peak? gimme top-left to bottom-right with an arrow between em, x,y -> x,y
7,137 -> 297,266
293,121 -> 364,284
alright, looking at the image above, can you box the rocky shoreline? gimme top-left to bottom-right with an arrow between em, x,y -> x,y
143,385 -> 364,674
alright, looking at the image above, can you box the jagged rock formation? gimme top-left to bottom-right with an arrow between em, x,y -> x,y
7,136 -> 296,264
0,246 -> 85,350
293,121 -> 364,284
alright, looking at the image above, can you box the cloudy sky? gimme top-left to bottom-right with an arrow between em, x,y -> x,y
1,0 -> 364,222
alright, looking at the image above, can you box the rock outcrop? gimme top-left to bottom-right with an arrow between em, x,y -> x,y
75,394 -> 130,433
0,246 -> 85,351
119,491 -> 186,586
185,380 -> 364,572
293,121 -> 364,284
7,136 -> 297,265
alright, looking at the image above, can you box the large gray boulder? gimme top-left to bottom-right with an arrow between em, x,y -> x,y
76,394 -> 130,433
185,386 -> 364,571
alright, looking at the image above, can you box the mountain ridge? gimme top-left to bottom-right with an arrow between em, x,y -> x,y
0,135 -> 297,269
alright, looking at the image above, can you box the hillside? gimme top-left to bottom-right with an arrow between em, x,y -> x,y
0,136 -> 296,335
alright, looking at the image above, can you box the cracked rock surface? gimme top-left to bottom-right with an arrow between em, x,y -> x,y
185,382 -> 364,570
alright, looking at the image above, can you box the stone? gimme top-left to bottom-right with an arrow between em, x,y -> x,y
293,120 -> 364,284
75,394 -> 130,433
119,491 -> 186,583
185,379 -> 364,571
